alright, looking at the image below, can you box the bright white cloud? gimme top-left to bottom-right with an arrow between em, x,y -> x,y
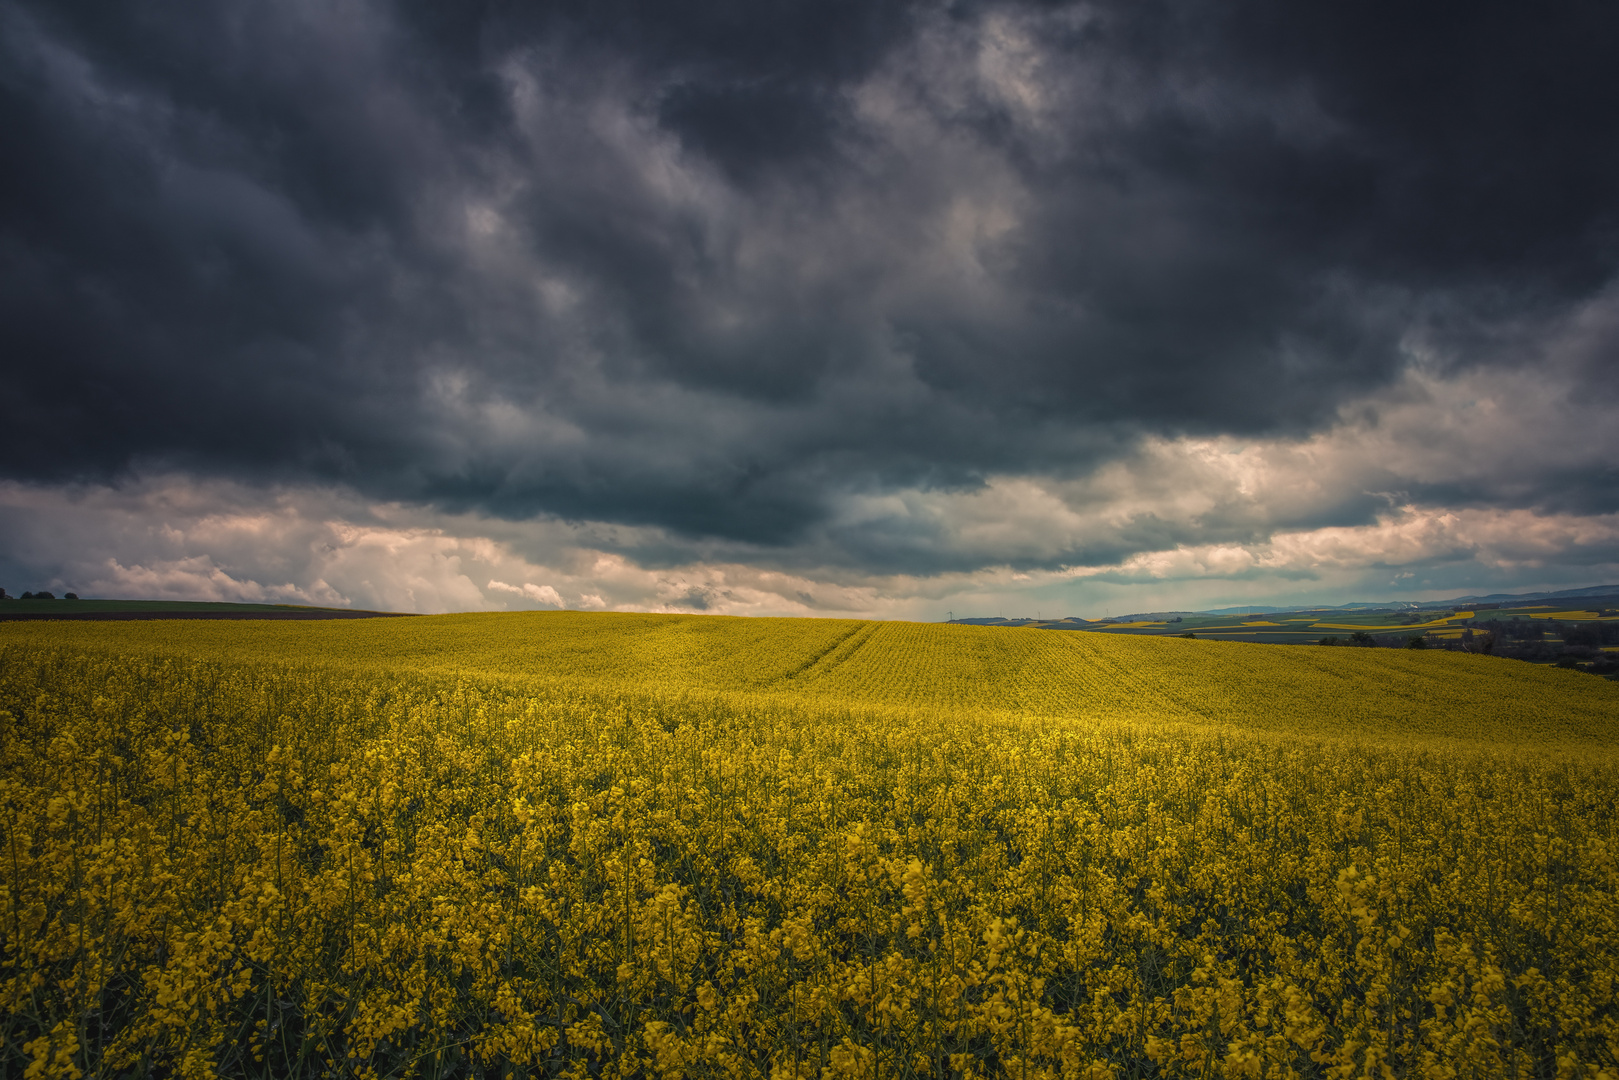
0,478 -> 918,617
1072,507 -> 1619,582
488,580 -> 565,607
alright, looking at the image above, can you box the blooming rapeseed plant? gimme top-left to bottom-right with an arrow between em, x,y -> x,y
1,615 -> 1617,1078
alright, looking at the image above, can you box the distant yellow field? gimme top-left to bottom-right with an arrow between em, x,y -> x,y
1309,611 -> 1473,633
3,615 -> 1617,1079
1533,609 -> 1619,621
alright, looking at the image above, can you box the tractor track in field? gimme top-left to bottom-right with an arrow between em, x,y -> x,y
774,622 -> 880,684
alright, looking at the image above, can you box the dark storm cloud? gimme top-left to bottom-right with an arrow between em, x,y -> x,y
3,0 -> 1618,564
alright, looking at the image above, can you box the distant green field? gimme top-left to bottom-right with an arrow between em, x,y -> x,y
0,598 -> 403,618
1,598 -> 311,613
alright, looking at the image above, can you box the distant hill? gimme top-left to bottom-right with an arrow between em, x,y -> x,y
1444,584 -> 1619,603
947,584 -> 1619,626
1199,584 -> 1619,616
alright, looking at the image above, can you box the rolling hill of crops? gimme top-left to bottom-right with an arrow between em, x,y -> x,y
3,614 -> 1617,1079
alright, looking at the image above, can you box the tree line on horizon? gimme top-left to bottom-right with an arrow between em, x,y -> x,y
1315,615 -> 1619,679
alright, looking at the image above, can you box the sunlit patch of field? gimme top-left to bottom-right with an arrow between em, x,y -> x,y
3,615 -> 1618,1079
1535,610 -> 1619,621
1308,612 -> 1475,633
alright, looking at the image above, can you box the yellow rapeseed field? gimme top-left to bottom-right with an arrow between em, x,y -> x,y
3,613 -> 1618,1080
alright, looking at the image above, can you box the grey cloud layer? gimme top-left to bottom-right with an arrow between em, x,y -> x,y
3,0 -> 1618,574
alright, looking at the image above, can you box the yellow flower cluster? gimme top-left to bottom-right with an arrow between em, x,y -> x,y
2,615 -> 1618,1080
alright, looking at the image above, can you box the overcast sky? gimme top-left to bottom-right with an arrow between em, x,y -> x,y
3,0 -> 1618,617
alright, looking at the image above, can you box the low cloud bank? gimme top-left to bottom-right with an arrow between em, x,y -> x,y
5,361 -> 1616,621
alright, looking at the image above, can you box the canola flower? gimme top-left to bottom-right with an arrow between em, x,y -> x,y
2,616 -> 1618,1080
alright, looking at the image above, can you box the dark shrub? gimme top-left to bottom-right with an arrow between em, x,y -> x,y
1500,619 -> 1544,641
1563,623 -> 1619,647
